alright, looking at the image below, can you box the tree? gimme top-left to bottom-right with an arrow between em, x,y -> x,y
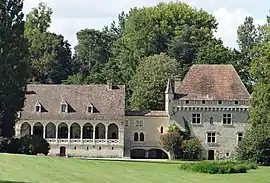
160,132 -> 182,160
0,0 -> 29,137
182,138 -> 202,160
104,2 -> 218,85
129,53 -> 179,110
25,2 -> 72,84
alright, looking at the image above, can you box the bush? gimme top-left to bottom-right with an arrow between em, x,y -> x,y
182,138 -> 202,160
0,135 -> 50,155
237,123 -> 270,166
179,161 -> 258,174
160,131 -> 182,159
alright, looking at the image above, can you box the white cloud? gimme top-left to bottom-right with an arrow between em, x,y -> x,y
22,0 -> 266,50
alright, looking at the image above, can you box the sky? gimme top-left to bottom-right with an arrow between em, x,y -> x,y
22,0 -> 270,50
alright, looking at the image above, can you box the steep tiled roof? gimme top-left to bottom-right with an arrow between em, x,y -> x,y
21,84 -> 125,120
175,64 -> 250,100
125,110 -> 168,117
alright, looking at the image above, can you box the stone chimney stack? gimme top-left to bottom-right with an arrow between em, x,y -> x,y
173,75 -> 182,91
107,80 -> 113,89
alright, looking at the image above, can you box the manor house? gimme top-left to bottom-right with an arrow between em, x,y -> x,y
15,64 -> 250,160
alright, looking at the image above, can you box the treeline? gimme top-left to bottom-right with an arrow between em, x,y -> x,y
1,1 -> 270,138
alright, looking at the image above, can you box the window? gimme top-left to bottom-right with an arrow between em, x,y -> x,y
235,100 -> 239,105
125,120 -> 129,127
139,120 -> 144,127
134,132 -> 138,141
160,126 -> 164,134
135,120 -> 143,127
238,133 -> 243,142
61,104 -> 68,113
111,147 -> 114,150
223,114 -> 232,124
192,113 -> 201,124
226,153 -> 230,157
98,147 -> 101,150
185,100 -> 189,104
74,146 -> 76,150
202,100 -> 205,104
218,100 -> 222,104
140,133 -> 144,141
207,132 -> 216,143
209,117 -> 213,125
86,147 -> 89,150
87,106 -> 93,113
35,102 -> 42,112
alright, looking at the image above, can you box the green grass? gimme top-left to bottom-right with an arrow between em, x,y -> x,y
0,154 -> 270,183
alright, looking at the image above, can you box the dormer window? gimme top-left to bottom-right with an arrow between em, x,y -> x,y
60,100 -> 68,113
87,104 -> 94,113
35,102 -> 42,113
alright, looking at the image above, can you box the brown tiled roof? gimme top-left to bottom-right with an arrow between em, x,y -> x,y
125,110 -> 168,117
21,84 -> 125,120
175,64 -> 250,100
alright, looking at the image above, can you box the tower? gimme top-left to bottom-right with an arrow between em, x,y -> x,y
165,78 -> 174,113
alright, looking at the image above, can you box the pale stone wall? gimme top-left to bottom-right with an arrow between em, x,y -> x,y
169,99 -> 249,160
124,116 -> 169,157
15,119 -> 125,158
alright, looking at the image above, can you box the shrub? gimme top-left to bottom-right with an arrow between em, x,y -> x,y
182,138 -> 202,160
237,123 -> 270,166
179,161 -> 258,174
0,135 -> 50,155
160,131 -> 182,159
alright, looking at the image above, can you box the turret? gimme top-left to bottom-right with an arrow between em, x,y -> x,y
165,78 -> 174,113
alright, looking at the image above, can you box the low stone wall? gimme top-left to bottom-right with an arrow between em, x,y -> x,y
49,144 -> 124,158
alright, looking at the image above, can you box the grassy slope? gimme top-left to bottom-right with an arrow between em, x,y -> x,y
0,154 -> 270,183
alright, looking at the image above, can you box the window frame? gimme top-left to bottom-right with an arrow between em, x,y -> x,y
207,132 -> 216,143
192,113 -> 201,124
222,113 -> 232,125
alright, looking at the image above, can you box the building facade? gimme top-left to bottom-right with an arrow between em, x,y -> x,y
15,64 -> 250,160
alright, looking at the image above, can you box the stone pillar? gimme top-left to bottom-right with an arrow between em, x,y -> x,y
93,129 -> 96,143
55,129 -> 58,141
43,127 -> 46,139
145,150 -> 149,158
68,126 -> 70,143
15,124 -> 20,137
80,126 -> 83,144
30,125 -> 34,135
105,126 -> 108,142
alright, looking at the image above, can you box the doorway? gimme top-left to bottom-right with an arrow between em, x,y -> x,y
208,150 -> 215,160
60,146 -> 66,157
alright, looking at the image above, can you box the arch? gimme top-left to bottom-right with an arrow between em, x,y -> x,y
95,123 -> 105,139
83,123 -> 93,139
33,122 -> 44,137
70,123 -> 81,139
46,122 -> 56,138
134,132 -> 138,141
20,122 -> 31,136
107,123 -> 119,139
130,149 -> 146,159
139,132 -> 144,141
148,149 -> 168,159
58,122 -> 68,138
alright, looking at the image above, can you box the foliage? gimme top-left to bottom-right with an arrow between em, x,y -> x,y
0,0 -> 29,137
237,123 -> 270,166
129,53 -> 179,110
0,135 -> 50,155
160,132 -> 182,159
179,161 -> 257,174
25,2 -> 73,84
168,124 -> 181,133
182,138 -> 203,160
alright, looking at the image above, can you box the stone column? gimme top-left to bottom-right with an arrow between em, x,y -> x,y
93,129 -> 96,143
145,150 -> 149,158
43,127 -> 46,139
30,125 -> 34,135
55,129 -> 58,142
68,126 -> 70,143
80,126 -> 83,144
105,126 -> 108,142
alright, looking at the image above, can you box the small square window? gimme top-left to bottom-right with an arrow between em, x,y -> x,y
218,101 -> 222,104
226,153 -> 230,157
88,106 -> 93,113
238,133 -> 243,142
111,147 -> 114,150
202,100 -> 205,104
36,105 -> 41,112
235,101 -> 239,105
99,147 -> 101,150
186,100 -> 189,104
125,120 -> 129,127
86,147 -> 89,150
61,104 -> 67,112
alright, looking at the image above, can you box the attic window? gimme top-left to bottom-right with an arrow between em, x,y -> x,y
60,100 -> 68,113
218,101 -> 222,105
202,100 -> 206,104
235,101 -> 238,105
185,100 -> 189,104
87,104 -> 94,113
35,102 -> 42,112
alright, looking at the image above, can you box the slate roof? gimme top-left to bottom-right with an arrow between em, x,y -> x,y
125,110 -> 168,117
174,64 -> 250,100
20,84 -> 125,120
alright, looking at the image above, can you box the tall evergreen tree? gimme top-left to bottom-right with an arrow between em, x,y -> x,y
0,0 -> 29,137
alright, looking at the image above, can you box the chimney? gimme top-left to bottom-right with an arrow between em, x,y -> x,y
173,75 -> 182,91
107,80 -> 113,90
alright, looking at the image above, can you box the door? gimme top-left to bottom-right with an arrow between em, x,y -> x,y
60,146 -> 66,157
208,150 -> 215,160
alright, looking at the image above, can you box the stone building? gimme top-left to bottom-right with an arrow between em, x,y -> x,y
15,64 -> 250,160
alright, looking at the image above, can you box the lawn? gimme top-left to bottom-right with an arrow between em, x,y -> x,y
0,154 -> 270,183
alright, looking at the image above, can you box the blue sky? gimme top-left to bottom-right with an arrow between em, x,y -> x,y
23,0 -> 270,49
